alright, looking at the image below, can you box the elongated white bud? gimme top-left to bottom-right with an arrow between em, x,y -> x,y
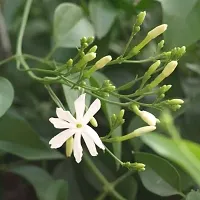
133,126 -> 156,137
147,24 -> 168,40
168,99 -> 184,104
95,55 -> 112,69
90,117 -> 98,127
84,53 -> 96,62
139,111 -> 157,126
66,137 -> 73,157
162,61 -> 178,77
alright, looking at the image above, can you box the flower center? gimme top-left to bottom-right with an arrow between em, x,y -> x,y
76,123 -> 82,128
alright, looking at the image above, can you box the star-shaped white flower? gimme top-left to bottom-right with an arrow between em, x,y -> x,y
49,93 -> 105,163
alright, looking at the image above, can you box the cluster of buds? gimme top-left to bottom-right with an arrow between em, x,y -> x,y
122,162 -> 145,171
159,99 -> 184,111
111,109 -> 125,130
80,36 -> 95,51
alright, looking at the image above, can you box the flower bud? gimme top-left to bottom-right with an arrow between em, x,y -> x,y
122,162 -> 146,171
139,111 -> 157,126
133,125 -> 156,136
66,58 -> 73,67
147,60 -> 161,75
168,99 -> 184,105
135,11 -> 146,26
88,45 -> 98,53
95,55 -> 112,69
66,137 -> 73,157
83,52 -> 96,62
157,40 -> 165,50
87,36 -> 95,44
81,37 -> 87,44
90,117 -> 98,127
162,61 -> 178,77
82,43 -> 88,48
159,85 -> 172,94
147,24 -> 168,40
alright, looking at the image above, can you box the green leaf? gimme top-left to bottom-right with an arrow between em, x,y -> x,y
135,153 -> 181,196
186,190 -> 200,200
89,0 -> 118,39
157,0 -> 200,48
90,72 -> 122,168
44,180 -> 68,200
10,165 -> 54,200
63,84 -> 91,114
141,133 -> 200,186
53,160 -> 84,200
54,3 -> 94,48
0,77 -> 14,118
116,176 -> 138,200
0,113 -> 64,160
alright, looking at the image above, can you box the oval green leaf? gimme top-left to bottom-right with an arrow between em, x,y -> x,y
135,152 -> 181,196
0,77 -> 14,117
0,113 -> 64,160
54,3 -> 94,48
89,0 -> 118,39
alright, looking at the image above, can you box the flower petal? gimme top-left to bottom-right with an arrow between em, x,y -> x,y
49,118 -> 74,129
82,132 -> 98,156
84,125 -> 105,150
74,93 -> 86,121
73,132 -> 83,163
56,108 -> 76,123
83,99 -> 101,124
49,129 -> 75,149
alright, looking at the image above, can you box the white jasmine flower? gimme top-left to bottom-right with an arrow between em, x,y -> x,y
49,93 -> 105,163
139,111 -> 158,126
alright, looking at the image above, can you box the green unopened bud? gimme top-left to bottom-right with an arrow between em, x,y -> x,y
82,43 -> 88,48
159,85 -> 172,94
147,24 -> 168,40
107,85 -> 116,92
87,36 -> 95,44
111,114 -> 117,125
119,109 -> 125,118
66,137 -> 73,157
135,11 -> 146,26
102,92 -> 109,98
88,45 -> 98,53
122,162 -> 145,171
66,58 -> 73,67
168,99 -> 184,105
157,40 -> 165,50
81,37 -> 87,45
133,26 -> 140,33
95,55 -> 112,69
162,61 -> 178,77
90,117 -> 98,127
149,60 -> 161,74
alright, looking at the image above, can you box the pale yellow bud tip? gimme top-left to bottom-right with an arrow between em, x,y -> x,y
162,61 -> 178,77
147,24 -> 168,39
95,55 -> 112,69
84,52 -> 97,62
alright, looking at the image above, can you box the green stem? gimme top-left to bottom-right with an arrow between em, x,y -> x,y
0,55 -> 16,66
112,171 -> 134,187
84,153 -> 109,185
45,46 -> 58,60
105,147 -> 124,166
95,192 -> 107,200
45,85 -> 65,109
84,153 -> 126,200
16,0 -> 42,81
